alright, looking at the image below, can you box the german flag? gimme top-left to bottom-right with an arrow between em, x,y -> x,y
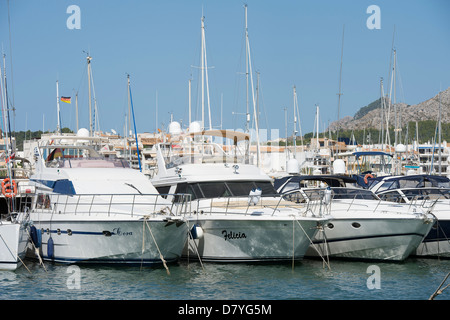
61,96 -> 71,103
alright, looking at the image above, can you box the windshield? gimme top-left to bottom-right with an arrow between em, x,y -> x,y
401,188 -> 450,201
43,147 -> 129,168
283,187 -> 378,203
174,180 -> 277,201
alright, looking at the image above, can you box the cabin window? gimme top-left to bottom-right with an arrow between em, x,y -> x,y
378,181 -> 397,192
379,191 -> 405,203
155,186 -> 171,198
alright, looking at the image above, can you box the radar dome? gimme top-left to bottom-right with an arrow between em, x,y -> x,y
189,121 -> 202,133
77,128 -> 89,137
286,159 -> 300,175
333,159 -> 346,174
395,144 -> 407,153
168,121 -> 182,135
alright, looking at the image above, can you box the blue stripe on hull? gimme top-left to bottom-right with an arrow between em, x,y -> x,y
312,232 -> 426,245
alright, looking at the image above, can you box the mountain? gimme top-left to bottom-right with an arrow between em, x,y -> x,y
328,87 -> 450,132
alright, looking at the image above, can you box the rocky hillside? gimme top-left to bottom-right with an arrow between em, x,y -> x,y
328,87 -> 450,131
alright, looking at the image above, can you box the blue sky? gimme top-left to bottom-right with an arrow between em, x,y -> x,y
0,0 -> 449,139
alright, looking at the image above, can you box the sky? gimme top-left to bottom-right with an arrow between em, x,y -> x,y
0,0 -> 449,140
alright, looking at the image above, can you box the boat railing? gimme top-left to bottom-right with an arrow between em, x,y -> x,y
31,193 -> 192,218
281,187 -> 428,215
188,193 -> 330,218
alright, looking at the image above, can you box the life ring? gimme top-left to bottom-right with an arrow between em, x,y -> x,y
364,173 -> 374,184
1,178 -> 17,198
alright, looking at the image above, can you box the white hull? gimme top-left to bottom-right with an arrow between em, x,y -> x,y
185,213 -> 329,262
306,217 -> 434,261
0,222 -> 28,271
29,215 -> 188,265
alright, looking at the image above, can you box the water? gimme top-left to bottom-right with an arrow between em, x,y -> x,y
1,257 -> 449,301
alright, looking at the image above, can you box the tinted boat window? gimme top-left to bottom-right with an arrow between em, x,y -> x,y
174,180 -> 276,201
378,191 -> 405,203
199,182 -> 231,198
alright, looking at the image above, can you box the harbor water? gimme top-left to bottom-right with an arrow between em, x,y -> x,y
1,257 -> 449,301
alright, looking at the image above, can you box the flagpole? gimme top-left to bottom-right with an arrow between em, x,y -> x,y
56,80 -> 61,134
76,92 -> 79,132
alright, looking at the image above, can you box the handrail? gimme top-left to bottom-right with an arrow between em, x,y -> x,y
30,193 -> 192,218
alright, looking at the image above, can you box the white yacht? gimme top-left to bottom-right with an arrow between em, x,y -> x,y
275,175 -> 435,261
367,174 -> 450,258
26,134 -> 189,266
151,129 -> 331,263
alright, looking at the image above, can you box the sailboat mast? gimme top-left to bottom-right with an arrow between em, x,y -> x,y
87,55 -> 92,137
201,16 -> 205,130
293,85 -> 297,158
438,89 -> 442,175
188,78 -> 191,125
380,78 -> 385,152
336,25 -> 344,153
245,4 -> 250,133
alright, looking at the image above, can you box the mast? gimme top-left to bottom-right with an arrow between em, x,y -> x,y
245,4 -> 250,134
336,25 -> 344,152
128,74 -> 142,172
293,85 -> 297,158
87,55 -> 93,137
314,104 -> 319,151
188,78 -> 191,125
380,78 -> 385,152
438,89 -> 442,175
201,16 -> 204,129
199,15 -> 212,130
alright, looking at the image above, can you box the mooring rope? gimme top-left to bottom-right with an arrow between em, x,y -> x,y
187,222 -> 205,271
293,216 -> 331,270
143,216 -> 170,275
25,227 -> 47,272
429,271 -> 450,300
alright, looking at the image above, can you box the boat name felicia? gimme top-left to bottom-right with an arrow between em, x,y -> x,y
222,230 -> 247,241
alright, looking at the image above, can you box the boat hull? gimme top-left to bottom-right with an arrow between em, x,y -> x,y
185,216 -> 328,262
413,219 -> 450,258
306,217 -> 434,261
0,222 -> 28,271
28,216 -> 188,266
